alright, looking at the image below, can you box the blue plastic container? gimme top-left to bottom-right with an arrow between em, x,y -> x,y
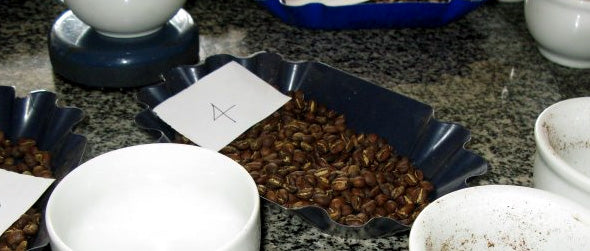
256,0 -> 487,29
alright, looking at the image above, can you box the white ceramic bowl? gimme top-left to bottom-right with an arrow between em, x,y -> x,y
525,0 -> 590,68
63,0 -> 186,38
533,97 -> 590,209
409,185 -> 590,251
45,143 -> 260,251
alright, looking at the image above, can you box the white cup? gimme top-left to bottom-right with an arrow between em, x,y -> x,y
534,97 -> 590,209
525,0 -> 590,68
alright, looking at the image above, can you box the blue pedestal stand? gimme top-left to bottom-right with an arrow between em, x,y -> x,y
48,9 -> 199,88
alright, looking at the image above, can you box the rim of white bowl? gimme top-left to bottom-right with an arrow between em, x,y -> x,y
534,97 -> 590,194
45,143 -> 260,251
408,185 -> 590,250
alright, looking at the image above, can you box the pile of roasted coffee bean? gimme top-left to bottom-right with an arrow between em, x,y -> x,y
0,131 -> 52,251
177,91 -> 434,226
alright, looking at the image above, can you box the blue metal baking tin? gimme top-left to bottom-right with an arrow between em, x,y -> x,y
256,0 -> 487,29
0,86 -> 87,250
135,52 -> 488,238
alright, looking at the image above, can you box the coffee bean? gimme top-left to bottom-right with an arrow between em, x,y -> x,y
391,186 -> 405,199
292,200 -> 312,208
331,176 -> 349,191
244,161 -> 263,172
351,195 -> 362,211
375,194 -> 389,206
361,200 -> 377,214
385,200 -> 398,214
362,171 -> 377,187
396,203 -> 415,219
341,204 -> 353,217
22,224 -> 38,236
312,190 -> 332,207
327,207 -> 341,221
292,150 -> 306,163
257,184 -> 267,196
296,187 -> 313,199
266,175 -> 284,189
350,176 -> 366,188
343,215 -> 363,226
376,146 -> 391,162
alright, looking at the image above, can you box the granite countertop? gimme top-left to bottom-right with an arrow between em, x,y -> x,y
1,0 -> 590,250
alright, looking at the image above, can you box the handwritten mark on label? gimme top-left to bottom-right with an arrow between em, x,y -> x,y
212,103 -> 236,123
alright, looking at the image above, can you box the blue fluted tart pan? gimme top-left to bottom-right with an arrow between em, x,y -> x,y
135,52 -> 488,238
0,86 -> 87,250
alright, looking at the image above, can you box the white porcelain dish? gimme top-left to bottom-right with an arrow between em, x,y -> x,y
63,0 -> 186,38
409,185 -> 590,251
525,0 -> 590,68
45,143 -> 260,251
533,97 -> 590,210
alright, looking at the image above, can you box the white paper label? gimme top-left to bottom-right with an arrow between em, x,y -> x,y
0,169 -> 54,234
153,61 -> 291,151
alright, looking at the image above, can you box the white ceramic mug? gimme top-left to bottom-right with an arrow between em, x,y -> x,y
533,97 -> 590,209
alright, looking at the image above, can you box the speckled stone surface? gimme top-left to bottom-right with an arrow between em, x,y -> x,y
1,0 -> 590,250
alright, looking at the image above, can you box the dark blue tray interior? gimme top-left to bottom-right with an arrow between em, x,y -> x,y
135,52 -> 488,238
0,86 -> 87,250
256,0 -> 487,29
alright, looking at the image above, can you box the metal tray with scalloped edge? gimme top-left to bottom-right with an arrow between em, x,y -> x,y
0,86 -> 87,250
135,52 -> 488,238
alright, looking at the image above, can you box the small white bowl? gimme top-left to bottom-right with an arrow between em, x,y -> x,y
409,185 -> 590,250
45,143 -> 260,251
63,0 -> 186,38
533,97 -> 590,209
525,0 -> 590,68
